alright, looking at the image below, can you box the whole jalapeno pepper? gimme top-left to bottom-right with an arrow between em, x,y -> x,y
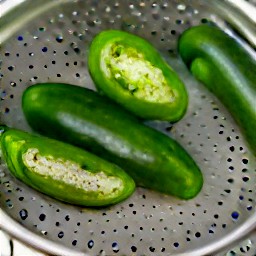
22,83 -> 203,199
178,25 -> 256,155
0,125 -> 135,207
88,30 -> 188,122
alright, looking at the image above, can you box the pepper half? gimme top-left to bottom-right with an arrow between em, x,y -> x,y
88,30 -> 188,122
178,25 -> 256,155
0,125 -> 135,207
22,83 -> 203,199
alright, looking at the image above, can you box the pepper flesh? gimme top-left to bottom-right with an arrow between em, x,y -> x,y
22,83 -> 203,199
88,30 -> 188,122
178,25 -> 256,155
0,126 -> 135,207
103,44 -> 174,103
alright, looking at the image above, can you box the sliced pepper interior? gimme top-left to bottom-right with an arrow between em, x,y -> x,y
23,148 -> 124,196
102,43 -> 175,103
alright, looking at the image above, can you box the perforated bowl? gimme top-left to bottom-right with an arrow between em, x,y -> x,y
0,0 -> 256,255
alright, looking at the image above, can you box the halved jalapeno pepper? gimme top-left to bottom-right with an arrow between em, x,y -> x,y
88,30 -> 188,122
0,125 -> 135,207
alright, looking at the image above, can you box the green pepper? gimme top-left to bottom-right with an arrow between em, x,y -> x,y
0,125 -> 135,207
178,25 -> 256,155
22,83 -> 203,199
88,30 -> 188,122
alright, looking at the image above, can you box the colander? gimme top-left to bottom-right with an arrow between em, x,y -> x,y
0,0 -> 256,255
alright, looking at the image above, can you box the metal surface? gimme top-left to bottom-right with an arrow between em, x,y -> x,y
0,0 -> 256,255
212,0 -> 256,48
217,229 -> 256,256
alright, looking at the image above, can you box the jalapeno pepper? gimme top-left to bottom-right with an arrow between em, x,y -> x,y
22,83 -> 203,199
178,25 -> 256,155
0,125 -> 135,207
88,30 -> 188,122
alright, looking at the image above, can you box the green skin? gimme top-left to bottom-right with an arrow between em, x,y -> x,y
88,30 -> 188,122
0,126 -> 135,207
178,25 -> 256,155
22,83 -> 203,199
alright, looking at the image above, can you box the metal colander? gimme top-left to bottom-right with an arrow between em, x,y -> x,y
0,0 -> 256,255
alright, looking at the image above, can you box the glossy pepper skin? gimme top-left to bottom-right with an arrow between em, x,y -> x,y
178,25 -> 256,155
22,83 -> 203,199
88,30 -> 188,122
0,125 -> 135,207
